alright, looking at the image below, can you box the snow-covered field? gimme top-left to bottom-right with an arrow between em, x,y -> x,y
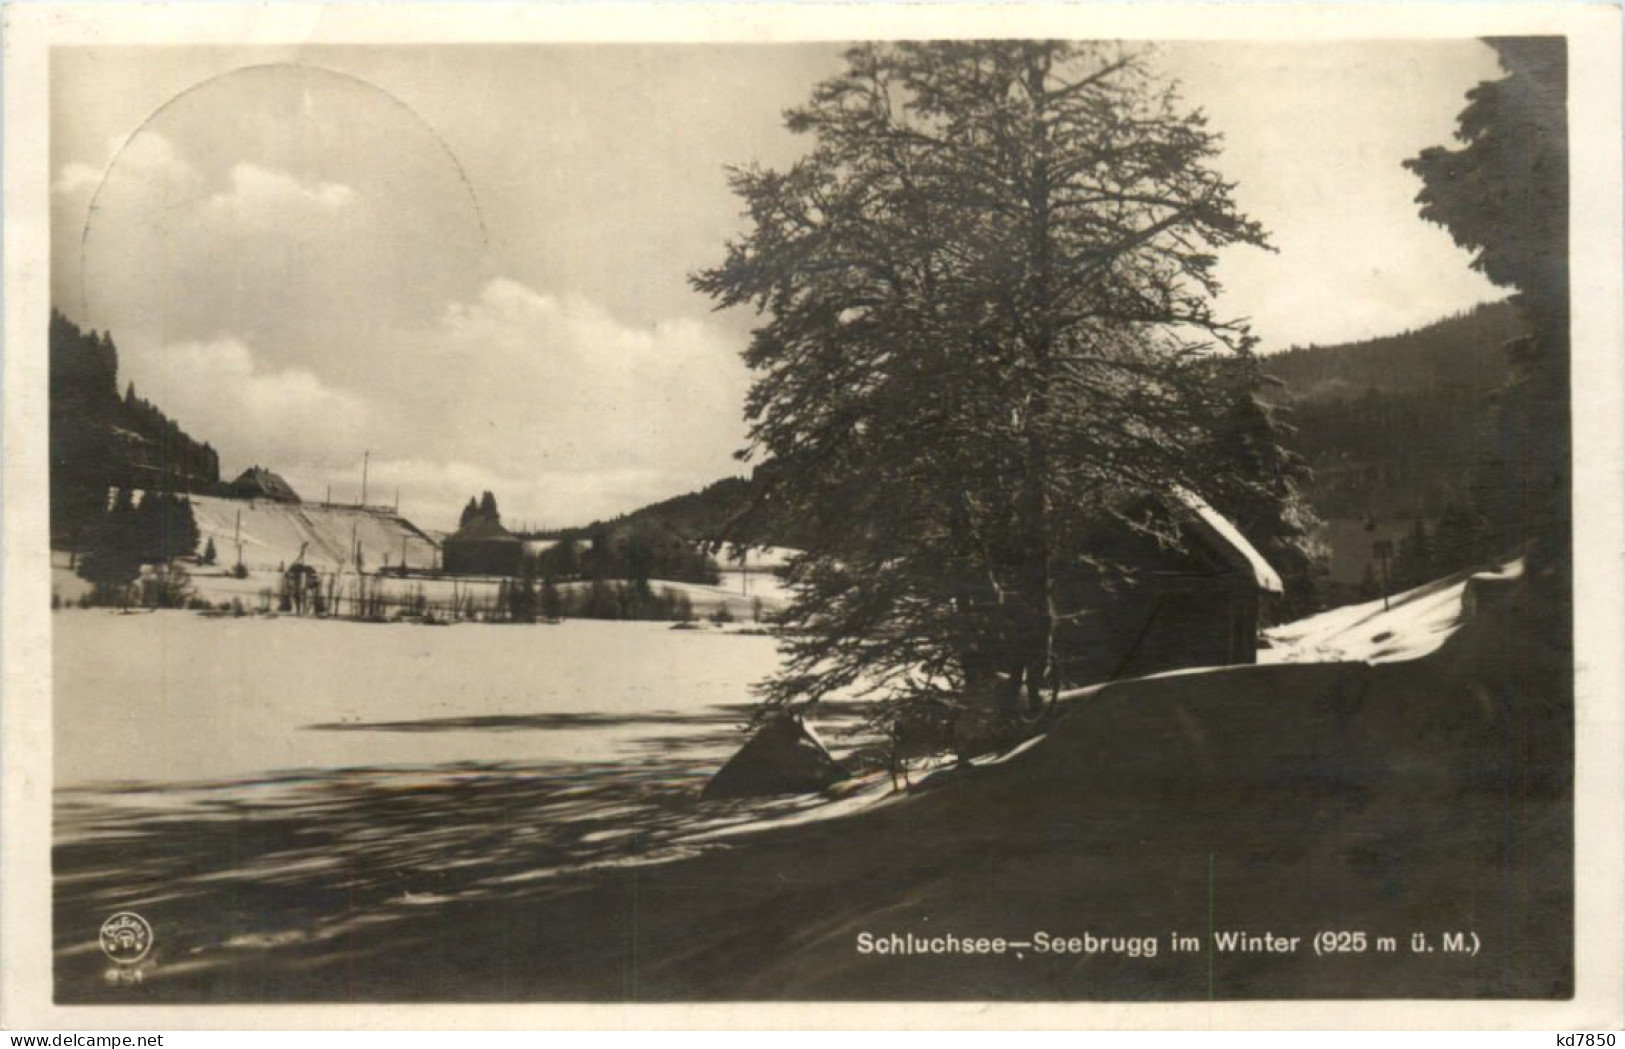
54,558 -> 1510,793
51,610 -> 895,994
54,613 -> 804,789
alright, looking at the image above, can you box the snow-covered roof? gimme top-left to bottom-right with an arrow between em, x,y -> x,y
1171,488 -> 1284,594
231,465 -> 301,502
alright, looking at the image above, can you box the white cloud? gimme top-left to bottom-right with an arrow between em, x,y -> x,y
108,279 -> 751,531
201,163 -> 356,233
121,335 -> 371,469
113,132 -> 198,181
426,277 -> 749,469
310,277 -> 756,528
52,162 -> 103,198
53,131 -> 198,198
279,458 -> 694,533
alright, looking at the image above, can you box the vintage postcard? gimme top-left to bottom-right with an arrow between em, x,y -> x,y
3,2 -> 1622,1031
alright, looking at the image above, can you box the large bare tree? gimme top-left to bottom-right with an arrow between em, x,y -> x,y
695,41 -> 1271,731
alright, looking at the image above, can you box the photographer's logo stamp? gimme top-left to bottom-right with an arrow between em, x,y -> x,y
99,911 -> 153,966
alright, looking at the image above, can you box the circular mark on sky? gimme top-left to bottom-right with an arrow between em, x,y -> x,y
77,63 -> 490,348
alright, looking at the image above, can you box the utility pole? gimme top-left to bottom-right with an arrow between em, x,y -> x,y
361,450 -> 370,507
1373,538 -> 1395,612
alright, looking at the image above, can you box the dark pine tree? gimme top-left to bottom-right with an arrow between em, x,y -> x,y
1200,364 -> 1325,619
77,488 -> 143,604
1406,38 -> 1568,581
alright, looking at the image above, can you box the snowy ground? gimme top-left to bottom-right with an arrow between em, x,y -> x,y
51,608 -> 909,997
54,615 -> 801,787
1262,558 -> 1520,665
186,494 -> 439,571
52,563 -> 1517,1000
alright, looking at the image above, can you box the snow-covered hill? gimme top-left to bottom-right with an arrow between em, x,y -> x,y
1262,558 -> 1521,664
187,494 -> 439,571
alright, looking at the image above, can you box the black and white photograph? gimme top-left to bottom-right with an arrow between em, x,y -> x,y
3,2 -> 1622,1028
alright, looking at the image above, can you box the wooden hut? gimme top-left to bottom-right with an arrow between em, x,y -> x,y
228,466 -> 300,503
1062,490 -> 1285,684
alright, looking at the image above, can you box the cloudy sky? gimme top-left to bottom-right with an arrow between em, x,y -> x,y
51,41 -> 1504,531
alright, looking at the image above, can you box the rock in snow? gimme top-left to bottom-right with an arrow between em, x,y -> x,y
703,714 -> 851,799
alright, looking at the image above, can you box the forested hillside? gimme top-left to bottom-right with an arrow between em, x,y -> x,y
541,473 -> 817,552
549,476 -> 756,543
581,302 -> 1526,603
1287,386 -> 1498,521
50,310 -> 222,546
1267,301 -> 1526,588
1265,300 -> 1519,402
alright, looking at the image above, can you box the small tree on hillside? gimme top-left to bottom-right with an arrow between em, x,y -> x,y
130,491 -> 199,565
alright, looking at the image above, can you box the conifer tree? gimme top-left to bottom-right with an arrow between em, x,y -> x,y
77,488 -> 143,603
173,495 -> 201,562
1198,364 -> 1324,618
1406,39 -> 1567,577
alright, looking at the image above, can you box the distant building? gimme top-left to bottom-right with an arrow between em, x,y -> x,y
229,466 -> 301,503
442,514 -> 525,576
1063,490 -> 1284,683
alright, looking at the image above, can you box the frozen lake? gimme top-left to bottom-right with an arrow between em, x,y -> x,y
53,611 -> 809,788
52,609 -> 901,997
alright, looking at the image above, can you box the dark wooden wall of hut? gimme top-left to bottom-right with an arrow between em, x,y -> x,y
443,538 -> 524,577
